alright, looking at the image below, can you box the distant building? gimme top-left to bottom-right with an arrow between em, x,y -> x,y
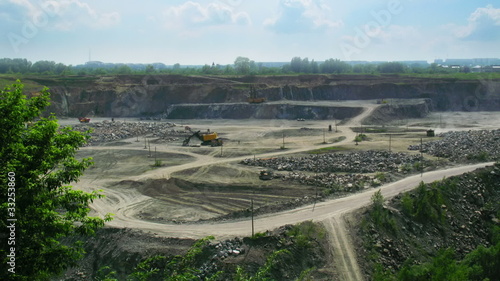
471,65 -> 482,73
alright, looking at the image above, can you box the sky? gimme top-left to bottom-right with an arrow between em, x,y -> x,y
1,0 -> 499,65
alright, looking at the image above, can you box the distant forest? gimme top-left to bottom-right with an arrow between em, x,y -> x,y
0,56 -> 494,76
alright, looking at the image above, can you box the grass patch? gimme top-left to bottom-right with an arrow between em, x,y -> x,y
308,146 -> 349,154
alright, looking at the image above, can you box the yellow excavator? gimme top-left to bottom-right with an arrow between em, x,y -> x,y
183,130 -> 223,147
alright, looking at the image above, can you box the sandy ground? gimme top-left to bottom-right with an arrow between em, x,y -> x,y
68,103 -> 499,280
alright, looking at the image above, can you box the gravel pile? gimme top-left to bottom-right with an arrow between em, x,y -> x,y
278,172 -> 389,191
70,120 -> 185,145
241,151 -> 424,174
196,238 -> 245,279
408,129 -> 500,162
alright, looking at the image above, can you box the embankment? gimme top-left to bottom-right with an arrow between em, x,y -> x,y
15,74 -> 500,118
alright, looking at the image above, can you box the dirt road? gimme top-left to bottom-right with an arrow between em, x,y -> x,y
92,161 -> 492,239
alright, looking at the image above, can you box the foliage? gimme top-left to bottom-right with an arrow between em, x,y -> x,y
401,182 -> 446,224
127,236 -> 221,281
100,234 -> 303,281
354,133 -> 368,143
286,221 -> 326,250
4,56 -> 500,77
377,62 -> 406,73
0,81 -> 112,280
369,190 -> 398,233
396,242 -> 500,281
466,151 -> 490,162
234,249 -> 291,281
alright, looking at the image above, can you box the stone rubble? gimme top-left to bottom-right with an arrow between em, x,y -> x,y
241,150 -> 425,174
408,129 -> 500,162
196,238 -> 245,279
69,120 -> 186,145
278,172 -> 389,191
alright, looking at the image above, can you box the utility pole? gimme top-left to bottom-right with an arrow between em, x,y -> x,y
389,134 -> 392,152
144,138 -> 147,149
251,197 -> 254,237
420,138 -> 424,177
313,185 -> 317,212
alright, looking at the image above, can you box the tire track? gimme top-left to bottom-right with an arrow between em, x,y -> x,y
323,215 -> 364,281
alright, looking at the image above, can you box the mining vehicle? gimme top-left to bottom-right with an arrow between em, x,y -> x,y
247,86 -> 265,103
259,170 -> 273,180
78,117 -> 90,123
183,130 -> 223,147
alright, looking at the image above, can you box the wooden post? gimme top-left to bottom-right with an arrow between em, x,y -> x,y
389,134 -> 392,152
420,138 -> 423,177
251,197 -> 254,237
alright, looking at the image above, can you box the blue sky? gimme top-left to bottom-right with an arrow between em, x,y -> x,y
1,0 -> 499,65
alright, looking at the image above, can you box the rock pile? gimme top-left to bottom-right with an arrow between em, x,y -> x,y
196,238 -> 245,279
408,129 -> 500,162
241,150 -> 424,174
70,121 -> 186,145
279,172 -> 389,191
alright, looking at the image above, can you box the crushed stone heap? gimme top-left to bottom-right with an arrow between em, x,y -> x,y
69,120 -> 185,145
241,150 -> 425,174
408,129 -> 500,162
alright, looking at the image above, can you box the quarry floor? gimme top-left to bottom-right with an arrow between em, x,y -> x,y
67,104 -> 500,280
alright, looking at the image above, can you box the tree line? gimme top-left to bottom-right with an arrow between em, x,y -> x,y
0,57 -> 471,76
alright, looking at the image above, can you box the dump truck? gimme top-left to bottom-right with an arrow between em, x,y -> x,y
259,170 -> 273,180
247,86 -> 265,103
183,130 -> 223,147
78,117 -> 90,123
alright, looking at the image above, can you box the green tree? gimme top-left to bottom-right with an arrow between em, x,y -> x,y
310,60 -> 319,73
145,64 -> 155,74
234,56 -> 252,74
114,64 -> 133,74
290,57 -> 303,73
320,59 -> 351,74
378,62 -> 406,73
30,60 -> 57,74
0,81 -> 111,280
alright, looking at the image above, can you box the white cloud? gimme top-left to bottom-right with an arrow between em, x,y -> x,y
163,1 -> 251,29
264,0 -> 343,33
452,5 -> 500,41
4,0 -> 120,30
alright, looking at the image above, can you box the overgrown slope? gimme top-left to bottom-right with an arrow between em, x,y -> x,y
351,163 -> 500,280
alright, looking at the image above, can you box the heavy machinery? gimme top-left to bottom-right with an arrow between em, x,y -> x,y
78,117 -> 90,123
183,130 -> 223,147
259,170 -> 273,180
247,86 -> 265,103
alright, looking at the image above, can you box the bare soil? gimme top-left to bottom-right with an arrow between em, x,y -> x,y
66,103 -> 499,280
